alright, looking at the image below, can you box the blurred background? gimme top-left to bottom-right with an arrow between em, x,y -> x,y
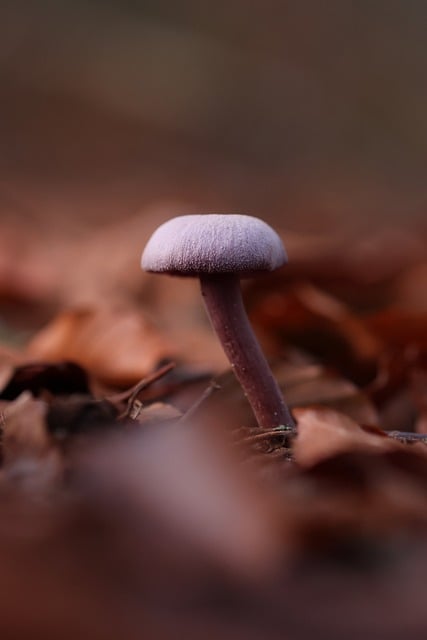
2,7 -> 427,639
1,0 -> 427,239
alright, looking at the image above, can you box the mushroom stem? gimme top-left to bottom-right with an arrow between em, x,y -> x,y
200,273 -> 295,431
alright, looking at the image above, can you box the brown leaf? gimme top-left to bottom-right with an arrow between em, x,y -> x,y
26,307 -> 173,387
252,283 -> 382,384
2,392 -> 51,461
284,363 -> 379,425
0,361 -> 91,400
1,392 -> 61,491
367,308 -> 427,353
283,448 -> 427,560
130,401 -> 182,425
293,405 -> 395,467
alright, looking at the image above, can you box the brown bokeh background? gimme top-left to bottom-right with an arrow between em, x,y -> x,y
1,0 -> 426,238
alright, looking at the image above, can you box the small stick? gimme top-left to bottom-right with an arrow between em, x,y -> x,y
108,362 -> 175,407
180,380 -> 221,422
387,431 -> 427,444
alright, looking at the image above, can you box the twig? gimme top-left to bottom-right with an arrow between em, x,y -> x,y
387,430 -> 427,444
179,380 -> 221,422
107,362 -> 175,416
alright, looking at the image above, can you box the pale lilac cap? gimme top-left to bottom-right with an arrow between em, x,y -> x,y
141,214 -> 287,276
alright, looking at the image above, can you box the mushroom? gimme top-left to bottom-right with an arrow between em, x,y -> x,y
141,214 -> 295,432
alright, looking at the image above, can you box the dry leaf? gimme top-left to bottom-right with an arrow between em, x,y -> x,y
293,405 -> 395,467
0,361 -> 91,400
130,401 -> 182,424
26,307 -> 173,387
1,392 -> 61,491
283,363 -> 378,425
252,283 -> 382,384
2,392 -> 51,461
367,309 -> 427,353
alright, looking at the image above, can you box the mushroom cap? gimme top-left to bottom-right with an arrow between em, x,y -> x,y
141,214 -> 287,277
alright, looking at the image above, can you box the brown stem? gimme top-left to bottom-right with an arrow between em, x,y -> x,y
200,274 -> 295,431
